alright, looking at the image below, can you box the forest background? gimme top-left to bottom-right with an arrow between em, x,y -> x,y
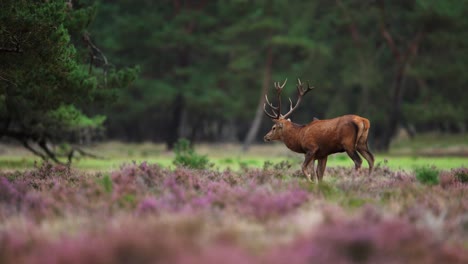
1,0 -> 467,161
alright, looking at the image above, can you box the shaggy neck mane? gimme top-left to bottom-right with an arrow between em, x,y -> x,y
291,122 -> 306,128
281,121 -> 305,153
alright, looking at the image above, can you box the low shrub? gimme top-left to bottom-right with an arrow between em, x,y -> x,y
98,174 -> 113,193
414,166 -> 439,185
173,138 -> 210,169
453,168 -> 468,183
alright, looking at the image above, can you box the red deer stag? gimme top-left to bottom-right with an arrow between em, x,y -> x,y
263,79 -> 374,182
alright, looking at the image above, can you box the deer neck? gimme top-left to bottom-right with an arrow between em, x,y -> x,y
281,123 -> 305,153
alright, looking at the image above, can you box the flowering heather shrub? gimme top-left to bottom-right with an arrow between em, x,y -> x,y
439,171 -> 457,188
1,208 -> 466,264
136,197 -> 159,214
265,208 -> 468,264
1,162 -> 467,264
0,177 -> 49,219
134,167 -> 309,219
239,187 -> 308,220
112,161 -> 165,190
452,167 -> 468,183
25,161 -> 72,180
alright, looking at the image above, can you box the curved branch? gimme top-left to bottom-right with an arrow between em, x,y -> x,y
38,139 -> 63,164
377,0 -> 401,61
22,140 -> 47,160
83,32 -> 110,84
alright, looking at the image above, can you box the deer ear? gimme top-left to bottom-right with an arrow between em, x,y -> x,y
287,118 -> 291,121
313,117 -> 319,121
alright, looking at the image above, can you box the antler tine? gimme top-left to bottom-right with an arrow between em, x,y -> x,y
282,78 -> 315,119
264,78 -> 289,119
296,78 -> 314,95
279,78 -> 288,89
263,88 -> 281,119
263,103 -> 279,119
287,98 -> 294,113
273,78 -> 288,90
305,80 -> 314,93
264,94 -> 278,110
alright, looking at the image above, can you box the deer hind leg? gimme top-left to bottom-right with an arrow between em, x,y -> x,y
346,149 -> 362,171
316,157 -> 328,182
302,152 -> 316,182
357,143 -> 375,174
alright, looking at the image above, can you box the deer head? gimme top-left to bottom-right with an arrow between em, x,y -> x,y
263,79 -> 314,142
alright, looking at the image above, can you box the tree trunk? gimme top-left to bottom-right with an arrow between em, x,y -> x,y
376,0 -> 424,151
380,63 -> 406,150
242,46 -> 273,152
166,93 -> 184,150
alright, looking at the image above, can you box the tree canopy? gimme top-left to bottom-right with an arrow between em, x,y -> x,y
93,0 -> 467,150
1,0 -> 467,156
0,0 -> 136,162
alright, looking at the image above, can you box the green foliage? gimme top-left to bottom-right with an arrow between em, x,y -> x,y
316,181 -> 342,200
0,0 -> 136,159
263,160 -> 292,171
86,0 -> 468,147
453,168 -> 468,183
1,0 -> 467,150
173,138 -> 210,169
46,105 -> 106,134
415,166 -> 440,185
98,174 -> 113,194
343,197 -> 368,209
119,194 -> 136,207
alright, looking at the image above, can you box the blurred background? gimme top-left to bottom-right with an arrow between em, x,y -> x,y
0,0 -> 467,166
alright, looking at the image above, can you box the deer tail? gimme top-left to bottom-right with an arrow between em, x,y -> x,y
354,120 -> 366,148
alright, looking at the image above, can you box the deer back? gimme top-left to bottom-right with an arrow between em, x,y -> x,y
297,115 -> 360,157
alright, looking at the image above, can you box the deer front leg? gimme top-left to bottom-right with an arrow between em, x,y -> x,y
316,157 -> 328,182
302,151 -> 316,182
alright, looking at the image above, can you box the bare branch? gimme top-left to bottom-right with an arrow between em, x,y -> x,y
72,146 -> 105,160
336,0 -> 362,48
23,141 -> 47,160
0,46 -> 22,53
377,0 -> 401,62
83,32 -> 110,84
38,140 -> 64,164
0,74 -> 17,87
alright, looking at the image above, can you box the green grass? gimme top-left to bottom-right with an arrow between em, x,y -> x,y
389,133 -> 468,155
0,154 -> 466,171
0,133 -> 466,171
326,153 -> 467,170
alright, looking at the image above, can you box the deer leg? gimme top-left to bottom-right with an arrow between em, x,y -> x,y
346,150 -> 362,171
316,157 -> 328,182
357,144 -> 374,175
302,152 -> 315,182
310,159 -> 317,182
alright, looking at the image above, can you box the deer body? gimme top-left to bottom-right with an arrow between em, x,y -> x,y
263,79 -> 374,182
280,116 -> 358,155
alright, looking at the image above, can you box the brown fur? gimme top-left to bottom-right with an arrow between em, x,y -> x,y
264,115 -> 374,182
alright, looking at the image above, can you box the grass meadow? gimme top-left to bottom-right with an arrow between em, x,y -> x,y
0,134 -> 467,263
1,133 -> 467,171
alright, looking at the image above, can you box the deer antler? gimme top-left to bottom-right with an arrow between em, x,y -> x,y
263,79 -> 287,119
282,79 -> 314,119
